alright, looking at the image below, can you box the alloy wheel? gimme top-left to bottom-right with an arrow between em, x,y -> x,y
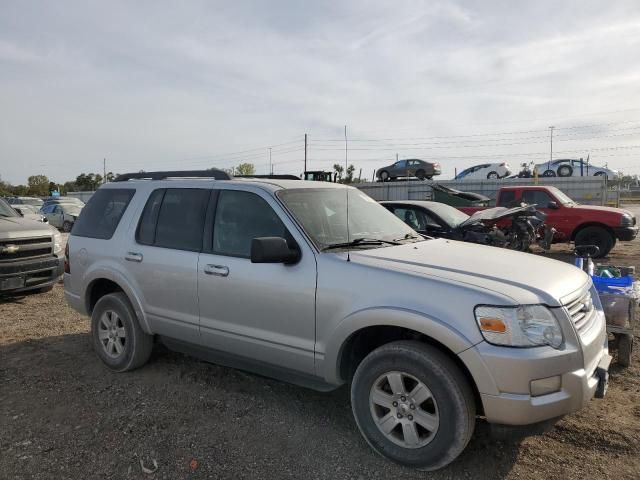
98,310 -> 127,358
369,371 -> 439,449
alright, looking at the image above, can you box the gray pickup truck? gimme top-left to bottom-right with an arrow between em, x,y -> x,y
0,198 -> 64,294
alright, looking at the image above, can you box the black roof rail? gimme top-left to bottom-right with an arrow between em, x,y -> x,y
113,169 -> 231,182
234,174 -> 301,180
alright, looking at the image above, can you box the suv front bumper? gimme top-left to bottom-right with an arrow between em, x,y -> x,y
0,256 -> 64,293
459,309 -> 610,426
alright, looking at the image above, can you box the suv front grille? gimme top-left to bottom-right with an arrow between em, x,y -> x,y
0,237 -> 53,262
564,289 -> 598,337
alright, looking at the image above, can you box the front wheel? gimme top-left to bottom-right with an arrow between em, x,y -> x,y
351,341 -> 476,471
574,226 -> 614,258
416,169 -> 426,180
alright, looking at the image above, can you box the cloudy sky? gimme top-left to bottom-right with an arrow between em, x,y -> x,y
1,0 -> 640,185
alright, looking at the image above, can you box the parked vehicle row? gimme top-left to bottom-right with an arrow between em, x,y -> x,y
374,158 -> 618,182
0,197 -> 64,294
63,170 -> 610,471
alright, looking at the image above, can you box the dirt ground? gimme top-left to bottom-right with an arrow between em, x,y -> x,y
1,234 -> 639,479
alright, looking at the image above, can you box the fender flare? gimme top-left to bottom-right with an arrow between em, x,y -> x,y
83,266 -> 153,335
321,307 -> 478,385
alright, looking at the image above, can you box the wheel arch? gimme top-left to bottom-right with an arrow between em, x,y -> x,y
84,270 -> 152,334
323,308 -> 485,411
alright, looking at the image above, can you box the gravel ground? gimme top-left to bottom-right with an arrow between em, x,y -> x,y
1,236 -> 639,479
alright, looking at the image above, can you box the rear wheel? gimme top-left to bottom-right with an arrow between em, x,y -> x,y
574,226 -> 614,258
558,165 -> 573,177
542,170 -> 556,177
380,171 -> 390,182
91,292 -> 153,372
351,341 -> 475,471
486,171 -> 499,179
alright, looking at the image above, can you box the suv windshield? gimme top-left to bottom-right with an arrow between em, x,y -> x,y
0,198 -> 19,217
277,188 -> 420,250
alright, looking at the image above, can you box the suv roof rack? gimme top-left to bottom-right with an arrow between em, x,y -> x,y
113,169 -> 231,182
234,174 -> 301,180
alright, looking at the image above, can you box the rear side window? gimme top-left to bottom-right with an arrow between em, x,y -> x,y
136,188 -> 209,251
72,188 -> 135,239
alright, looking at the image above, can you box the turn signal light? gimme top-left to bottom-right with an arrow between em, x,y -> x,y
478,317 -> 507,333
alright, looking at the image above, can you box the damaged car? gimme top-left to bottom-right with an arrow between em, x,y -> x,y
382,200 -> 554,252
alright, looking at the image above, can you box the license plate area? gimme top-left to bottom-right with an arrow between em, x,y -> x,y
0,276 -> 25,291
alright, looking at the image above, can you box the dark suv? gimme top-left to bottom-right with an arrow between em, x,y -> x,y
376,159 -> 441,181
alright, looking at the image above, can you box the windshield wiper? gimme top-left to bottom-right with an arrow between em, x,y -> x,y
393,233 -> 422,242
322,237 -> 401,251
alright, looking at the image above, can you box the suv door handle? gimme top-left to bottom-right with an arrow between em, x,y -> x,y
125,252 -> 143,263
204,264 -> 229,277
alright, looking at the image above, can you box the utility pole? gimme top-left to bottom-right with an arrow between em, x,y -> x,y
548,126 -> 555,171
103,158 -> 106,183
396,153 -> 399,162
269,147 -> 272,175
344,125 -> 348,172
304,133 -> 307,174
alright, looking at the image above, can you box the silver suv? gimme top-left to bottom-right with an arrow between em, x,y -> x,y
64,170 -> 611,471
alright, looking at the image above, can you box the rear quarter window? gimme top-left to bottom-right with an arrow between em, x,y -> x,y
71,188 -> 136,239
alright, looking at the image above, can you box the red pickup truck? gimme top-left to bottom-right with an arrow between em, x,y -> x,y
459,185 -> 638,257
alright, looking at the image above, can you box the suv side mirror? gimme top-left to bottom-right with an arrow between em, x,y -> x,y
547,201 -> 559,209
251,237 -> 300,264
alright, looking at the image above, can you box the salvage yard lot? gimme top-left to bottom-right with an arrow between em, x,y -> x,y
1,238 -> 639,479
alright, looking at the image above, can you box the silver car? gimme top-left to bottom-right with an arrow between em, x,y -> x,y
40,202 -> 83,232
64,171 -> 610,471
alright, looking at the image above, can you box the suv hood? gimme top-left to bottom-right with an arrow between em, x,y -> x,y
0,216 -> 56,238
352,239 -> 587,306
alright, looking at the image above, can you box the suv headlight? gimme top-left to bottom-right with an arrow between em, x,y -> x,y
621,213 -> 634,226
475,305 -> 563,349
53,231 -> 63,254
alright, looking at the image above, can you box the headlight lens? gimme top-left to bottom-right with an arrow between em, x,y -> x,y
53,231 -> 63,253
620,213 -> 634,226
475,305 -> 563,349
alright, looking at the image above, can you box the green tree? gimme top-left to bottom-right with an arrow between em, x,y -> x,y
344,164 -> 356,184
235,163 -> 255,176
75,173 -> 103,191
27,175 -> 50,196
333,164 -> 344,182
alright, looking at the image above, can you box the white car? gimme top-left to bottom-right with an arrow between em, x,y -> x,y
534,159 -> 619,178
455,162 -> 511,180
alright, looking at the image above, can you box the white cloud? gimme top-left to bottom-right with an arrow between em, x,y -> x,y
1,0 -> 640,184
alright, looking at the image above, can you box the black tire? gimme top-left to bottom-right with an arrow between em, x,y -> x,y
351,340 -> 476,471
62,221 -> 73,233
416,169 -> 426,180
380,171 -> 390,182
558,165 -> 573,177
542,170 -> 556,177
594,171 -> 607,179
574,226 -> 614,258
426,176 -> 433,180
91,292 -> 153,372
486,171 -> 499,179
617,334 -> 633,367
